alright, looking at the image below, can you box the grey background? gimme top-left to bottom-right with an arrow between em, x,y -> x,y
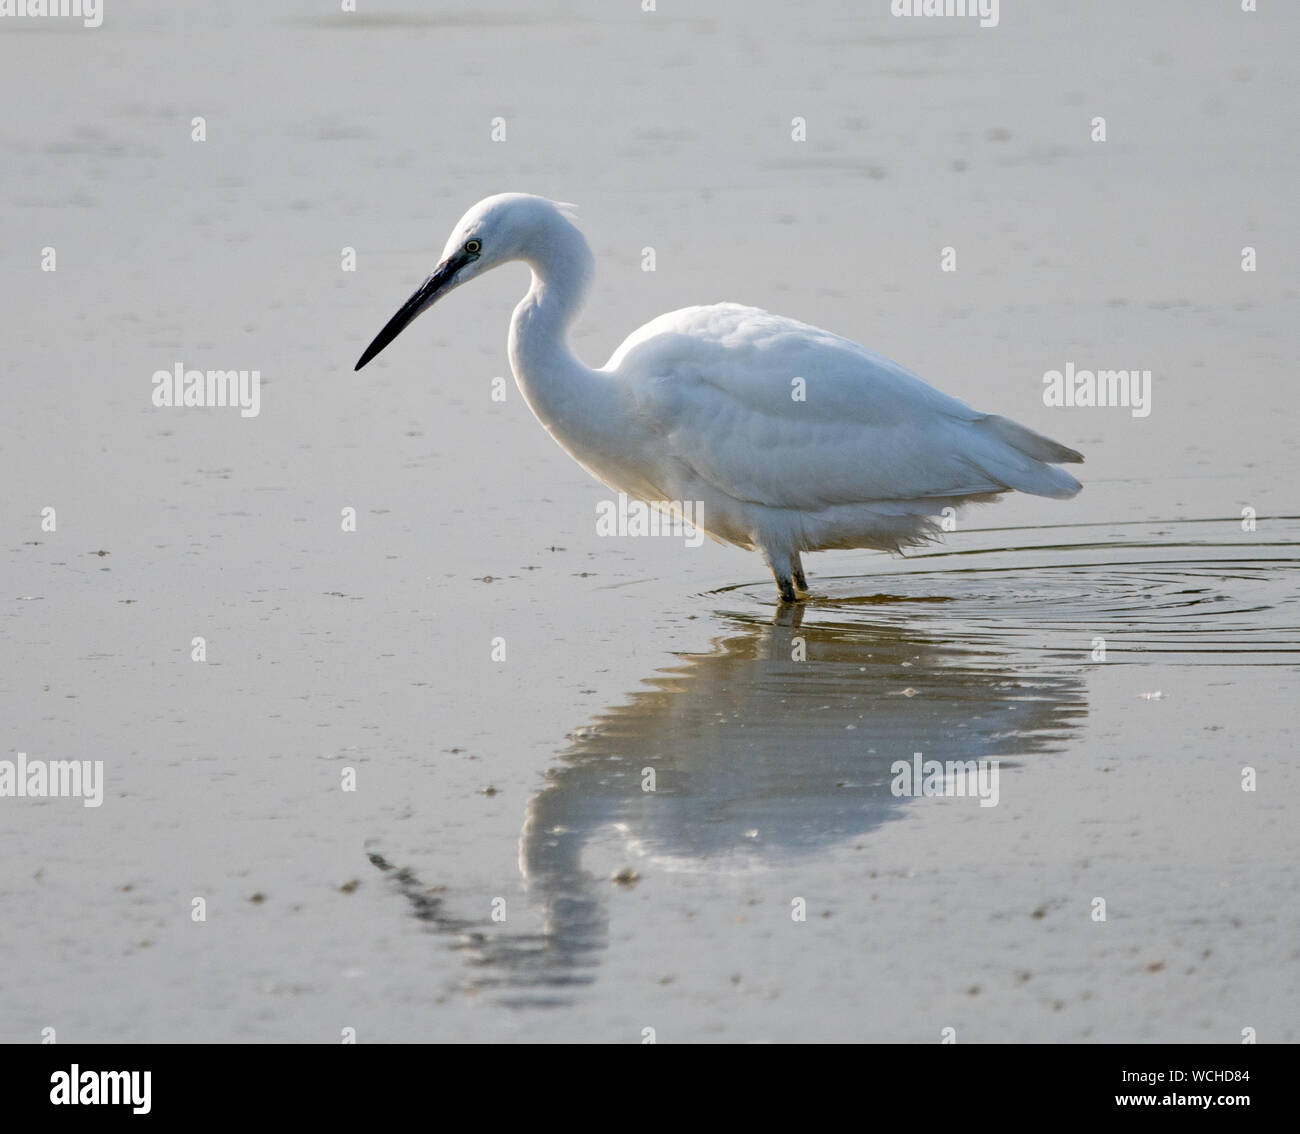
1,1 -> 1296,1041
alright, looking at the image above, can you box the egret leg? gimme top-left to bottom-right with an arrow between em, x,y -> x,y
792,554 -> 808,595
773,570 -> 798,604
762,550 -> 798,603
762,546 -> 804,603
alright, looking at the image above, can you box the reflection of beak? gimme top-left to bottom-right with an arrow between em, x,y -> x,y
354,251 -> 468,370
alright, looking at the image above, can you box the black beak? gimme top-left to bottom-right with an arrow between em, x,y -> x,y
354,252 -> 467,371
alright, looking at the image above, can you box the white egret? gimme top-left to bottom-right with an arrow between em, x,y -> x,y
356,194 -> 1083,601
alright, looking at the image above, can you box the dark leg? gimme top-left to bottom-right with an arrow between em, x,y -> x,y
792,552 -> 808,595
762,546 -> 803,604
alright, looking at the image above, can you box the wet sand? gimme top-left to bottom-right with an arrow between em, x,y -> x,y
1,1 -> 1297,1041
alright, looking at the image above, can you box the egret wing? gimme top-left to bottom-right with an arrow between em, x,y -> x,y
609,304 -> 1078,511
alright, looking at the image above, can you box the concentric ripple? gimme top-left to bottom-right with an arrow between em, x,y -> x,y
707,518 -> 1300,664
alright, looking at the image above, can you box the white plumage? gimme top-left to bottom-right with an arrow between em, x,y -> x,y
356,194 -> 1083,601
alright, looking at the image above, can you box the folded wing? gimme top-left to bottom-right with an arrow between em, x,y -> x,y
605,303 -> 1082,514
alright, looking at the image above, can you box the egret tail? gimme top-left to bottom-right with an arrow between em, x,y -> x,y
966,414 -> 1084,500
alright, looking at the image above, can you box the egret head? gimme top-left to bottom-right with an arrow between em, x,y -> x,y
354,193 -> 578,370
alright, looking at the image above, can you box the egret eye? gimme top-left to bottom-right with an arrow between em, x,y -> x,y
464,239 -> 482,254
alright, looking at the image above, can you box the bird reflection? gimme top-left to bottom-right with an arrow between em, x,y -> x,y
374,603 -> 1086,1005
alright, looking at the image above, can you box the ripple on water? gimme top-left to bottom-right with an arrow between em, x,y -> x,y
707,519 -> 1300,665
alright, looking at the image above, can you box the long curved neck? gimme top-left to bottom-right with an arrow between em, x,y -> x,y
508,221 -> 621,450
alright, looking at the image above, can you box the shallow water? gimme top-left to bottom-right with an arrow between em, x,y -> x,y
725,518 -> 1300,664
356,516 -> 1298,1015
1,1 -> 1298,1042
